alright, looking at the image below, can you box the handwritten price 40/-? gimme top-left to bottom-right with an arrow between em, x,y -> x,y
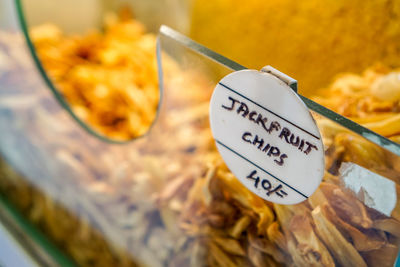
247,170 -> 288,198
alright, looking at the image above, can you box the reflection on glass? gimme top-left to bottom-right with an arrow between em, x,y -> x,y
158,26 -> 400,267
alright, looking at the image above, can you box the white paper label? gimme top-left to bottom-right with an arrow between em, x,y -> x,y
209,70 -> 324,205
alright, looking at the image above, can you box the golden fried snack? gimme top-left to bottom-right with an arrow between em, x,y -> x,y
31,13 -> 159,140
313,65 -> 400,140
1,11 -> 400,267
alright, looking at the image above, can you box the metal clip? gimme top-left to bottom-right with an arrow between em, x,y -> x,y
261,65 -> 298,93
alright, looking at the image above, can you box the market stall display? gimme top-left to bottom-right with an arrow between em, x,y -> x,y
0,1 -> 400,267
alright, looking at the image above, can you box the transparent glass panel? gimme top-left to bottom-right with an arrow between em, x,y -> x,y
0,0 -> 399,266
11,0 -> 192,143
157,26 -> 400,266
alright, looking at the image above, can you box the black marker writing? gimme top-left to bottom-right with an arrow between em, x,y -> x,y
278,127 -> 318,155
246,170 -> 287,198
237,102 -> 249,117
222,96 -> 240,111
221,96 -> 317,156
241,131 -> 288,166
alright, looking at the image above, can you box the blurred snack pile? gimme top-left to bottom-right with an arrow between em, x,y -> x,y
313,65 -> 400,143
0,11 -> 400,267
31,12 -> 159,140
190,0 -> 400,96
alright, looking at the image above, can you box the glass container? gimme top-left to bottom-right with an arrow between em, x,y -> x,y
0,1 -> 400,266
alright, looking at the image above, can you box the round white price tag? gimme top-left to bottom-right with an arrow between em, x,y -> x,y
209,69 -> 324,205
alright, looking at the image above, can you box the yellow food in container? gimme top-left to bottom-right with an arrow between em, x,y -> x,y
31,12 -> 159,140
0,5 -> 400,267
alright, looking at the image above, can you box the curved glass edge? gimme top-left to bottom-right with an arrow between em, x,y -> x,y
14,0 -> 162,145
0,195 -> 77,267
159,25 -> 400,157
